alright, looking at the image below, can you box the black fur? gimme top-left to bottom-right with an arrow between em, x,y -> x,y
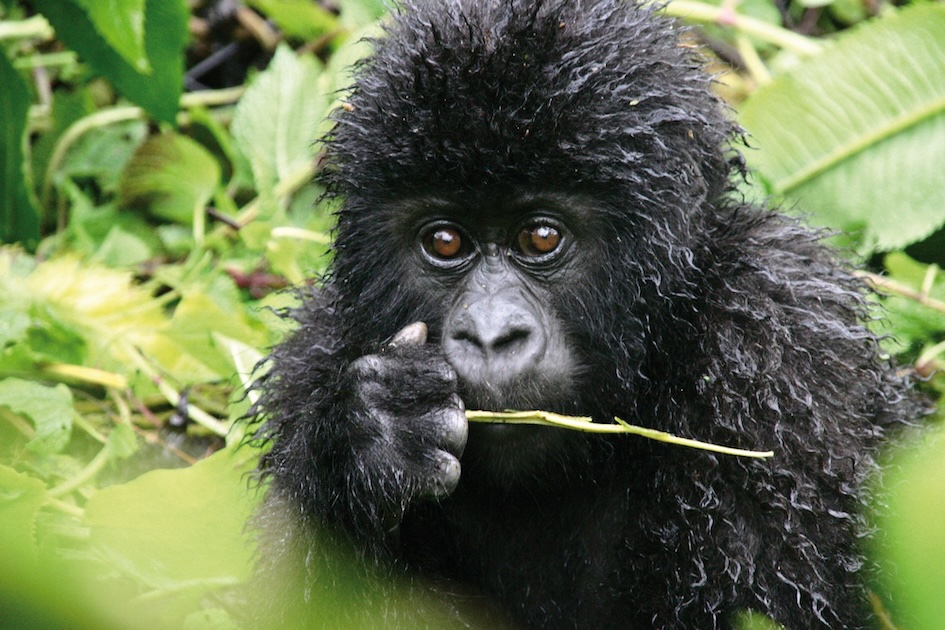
248,1 -> 918,627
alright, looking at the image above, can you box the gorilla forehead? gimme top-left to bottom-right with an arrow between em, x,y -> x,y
324,0 -> 736,198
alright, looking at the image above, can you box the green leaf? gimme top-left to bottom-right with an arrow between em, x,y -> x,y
31,88 -> 96,198
163,293 -> 268,378
335,0 -> 388,27
119,133 -> 222,230
231,45 -> 326,191
8,255 -> 171,381
0,379 -> 74,455
0,464 -> 47,560
739,4 -> 945,253
0,309 -> 30,349
33,0 -> 187,124
81,447 -> 260,626
873,424 -> 945,630
56,119 -> 148,194
186,107 -> 248,186
0,51 -> 41,247
105,423 -> 138,460
245,0 -> 339,41
92,224 -> 154,266
71,0 -> 149,73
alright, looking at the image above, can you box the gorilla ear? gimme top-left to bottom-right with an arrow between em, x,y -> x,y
390,322 -> 429,347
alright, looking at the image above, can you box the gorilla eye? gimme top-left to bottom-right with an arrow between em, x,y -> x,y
517,224 -> 562,258
421,225 -> 470,261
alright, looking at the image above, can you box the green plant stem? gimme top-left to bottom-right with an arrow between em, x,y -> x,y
736,33 -> 771,86
466,410 -> 775,459
211,159 -> 318,238
42,362 -> 129,389
181,86 -> 245,109
126,347 -> 230,437
45,497 -> 84,518
660,0 -> 822,57
857,271 -> 945,315
49,442 -> 110,498
270,226 -> 332,244
0,15 -> 53,41
74,412 -> 108,445
0,407 -> 35,439
13,51 -> 77,70
917,338 -> 945,375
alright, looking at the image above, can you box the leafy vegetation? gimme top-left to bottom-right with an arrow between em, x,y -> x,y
1,0 -> 944,627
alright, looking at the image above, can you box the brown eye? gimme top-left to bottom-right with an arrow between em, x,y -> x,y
423,226 -> 464,259
517,224 -> 561,257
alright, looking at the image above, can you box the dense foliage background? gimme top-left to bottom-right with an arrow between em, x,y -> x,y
1,0 -> 944,627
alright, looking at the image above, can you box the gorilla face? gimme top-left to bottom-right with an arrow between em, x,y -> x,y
389,190 -> 602,476
408,195 -> 584,405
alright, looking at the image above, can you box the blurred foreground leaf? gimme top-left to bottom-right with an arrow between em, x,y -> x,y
873,424 -> 945,630
79,446 -> 261,628
0,465 -> 47,559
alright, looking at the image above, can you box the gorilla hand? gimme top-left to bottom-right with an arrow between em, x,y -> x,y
346,322 -> 467,508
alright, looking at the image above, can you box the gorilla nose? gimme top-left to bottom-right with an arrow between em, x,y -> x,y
444,294 -> 546,377
453,321 -> 533,359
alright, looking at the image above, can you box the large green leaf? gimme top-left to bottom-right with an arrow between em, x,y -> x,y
80,447 -> 260,627
739,4 -> 945,253
0,51 -> 41,247
33,0 -> 188,124
71,0 -> 149,73
230,45 -> 326,192
873,425 -> 945,630
0,465 -> 47,559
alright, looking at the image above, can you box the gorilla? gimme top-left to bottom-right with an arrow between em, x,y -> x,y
248,0 -> 918,627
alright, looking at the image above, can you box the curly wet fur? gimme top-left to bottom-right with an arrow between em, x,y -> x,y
248,1 -> 919,627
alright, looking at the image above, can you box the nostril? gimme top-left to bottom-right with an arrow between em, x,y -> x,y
492,327 -> 531,353
451,329 -> 483,350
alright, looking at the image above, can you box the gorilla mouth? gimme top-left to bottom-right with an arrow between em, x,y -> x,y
455,371 -> 577,415
456,370 -> 584,453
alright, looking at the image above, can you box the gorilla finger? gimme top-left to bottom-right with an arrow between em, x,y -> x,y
433,399 -> 468,457
421,451 -> 461,499
427,359 -> 458,386
349,354 -> 385,379
390,321 -> 428,347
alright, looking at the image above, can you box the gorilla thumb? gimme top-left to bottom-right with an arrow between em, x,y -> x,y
390,322 -> 428,347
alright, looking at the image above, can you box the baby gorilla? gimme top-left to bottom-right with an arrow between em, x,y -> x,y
249,0 -> 918,627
